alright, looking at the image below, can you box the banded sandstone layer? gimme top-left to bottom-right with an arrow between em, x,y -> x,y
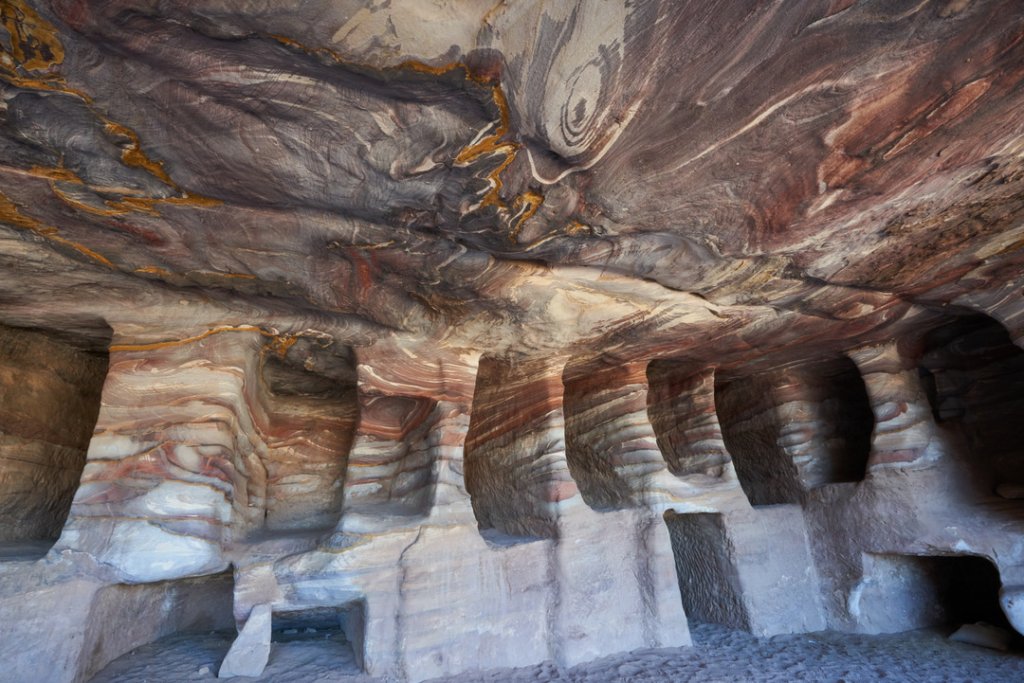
1,1 -> 1024,681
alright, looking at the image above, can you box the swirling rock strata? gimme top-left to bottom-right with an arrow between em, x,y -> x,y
2,1 -> 1024,681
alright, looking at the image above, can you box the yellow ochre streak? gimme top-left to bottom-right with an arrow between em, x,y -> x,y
110,325 -> 304,357
270,33 -> 543,243
0,0 -> 221,274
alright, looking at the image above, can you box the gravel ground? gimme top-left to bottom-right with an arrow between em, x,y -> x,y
90,623 -> 1024,683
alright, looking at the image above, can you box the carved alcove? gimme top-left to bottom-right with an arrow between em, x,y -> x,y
715,356 -> 874,506
918,312 -> 1024,498
856,554 -> 1008,633
465,355 -> 567,540
270,604 -> 366,672
0,322 -> 109,560
257,348 -> 359,534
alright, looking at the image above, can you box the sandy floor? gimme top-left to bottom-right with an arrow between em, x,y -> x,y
90,623 -> 1024,683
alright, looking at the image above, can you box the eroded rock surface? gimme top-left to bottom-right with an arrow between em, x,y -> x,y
1,1 -> 1024,681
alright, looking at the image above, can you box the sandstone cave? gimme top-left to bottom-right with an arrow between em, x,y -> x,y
2,1 -> 1024,682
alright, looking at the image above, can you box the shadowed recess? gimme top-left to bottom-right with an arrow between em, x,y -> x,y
715,355 -> 875,506
0,321 -> 110,558
856,554 -> 1009,632
258,350 -> 359,532
647,362 -> 730,478
563,361 -> 657,510
919,312 -> 1024,495
465,355 -> 573,538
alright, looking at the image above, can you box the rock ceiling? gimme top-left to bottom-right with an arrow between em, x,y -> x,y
1,0 -> 1023,370
4,3 -> 1024,681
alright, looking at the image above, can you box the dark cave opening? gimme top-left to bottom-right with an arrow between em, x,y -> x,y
859,553 -> 1010,633
803,356 -> 875,488
714,369 -> 803,506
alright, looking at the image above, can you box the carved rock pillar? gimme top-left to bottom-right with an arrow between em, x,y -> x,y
57,328 -> 268,582
564,360 -> 687,507
848,341 -> 952,470
335,349 -> 481,534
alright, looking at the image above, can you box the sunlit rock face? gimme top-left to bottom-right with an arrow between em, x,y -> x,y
1,1 -> 1024,681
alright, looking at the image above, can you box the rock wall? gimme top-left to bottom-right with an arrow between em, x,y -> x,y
259,353 -> 358,532
716,357 -> 875,505
1,1 -> 1024,681
0,323 -> 107,546
2,315 -> 1024,681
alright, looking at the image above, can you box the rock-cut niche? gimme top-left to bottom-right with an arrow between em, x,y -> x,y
0,322 -> 109,559
714,356 -> 874,506
918,312 -> 1024,496
464,355 -> 567,539
258,350 -> 359,533
270,604 -> 366,673
857,553 -> 1009,633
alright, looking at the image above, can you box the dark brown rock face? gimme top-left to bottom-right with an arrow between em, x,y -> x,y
1,1 -> 1024,681
0,323 -> 107,543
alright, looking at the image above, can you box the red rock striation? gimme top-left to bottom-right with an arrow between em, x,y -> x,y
1,1 -> 1024,681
